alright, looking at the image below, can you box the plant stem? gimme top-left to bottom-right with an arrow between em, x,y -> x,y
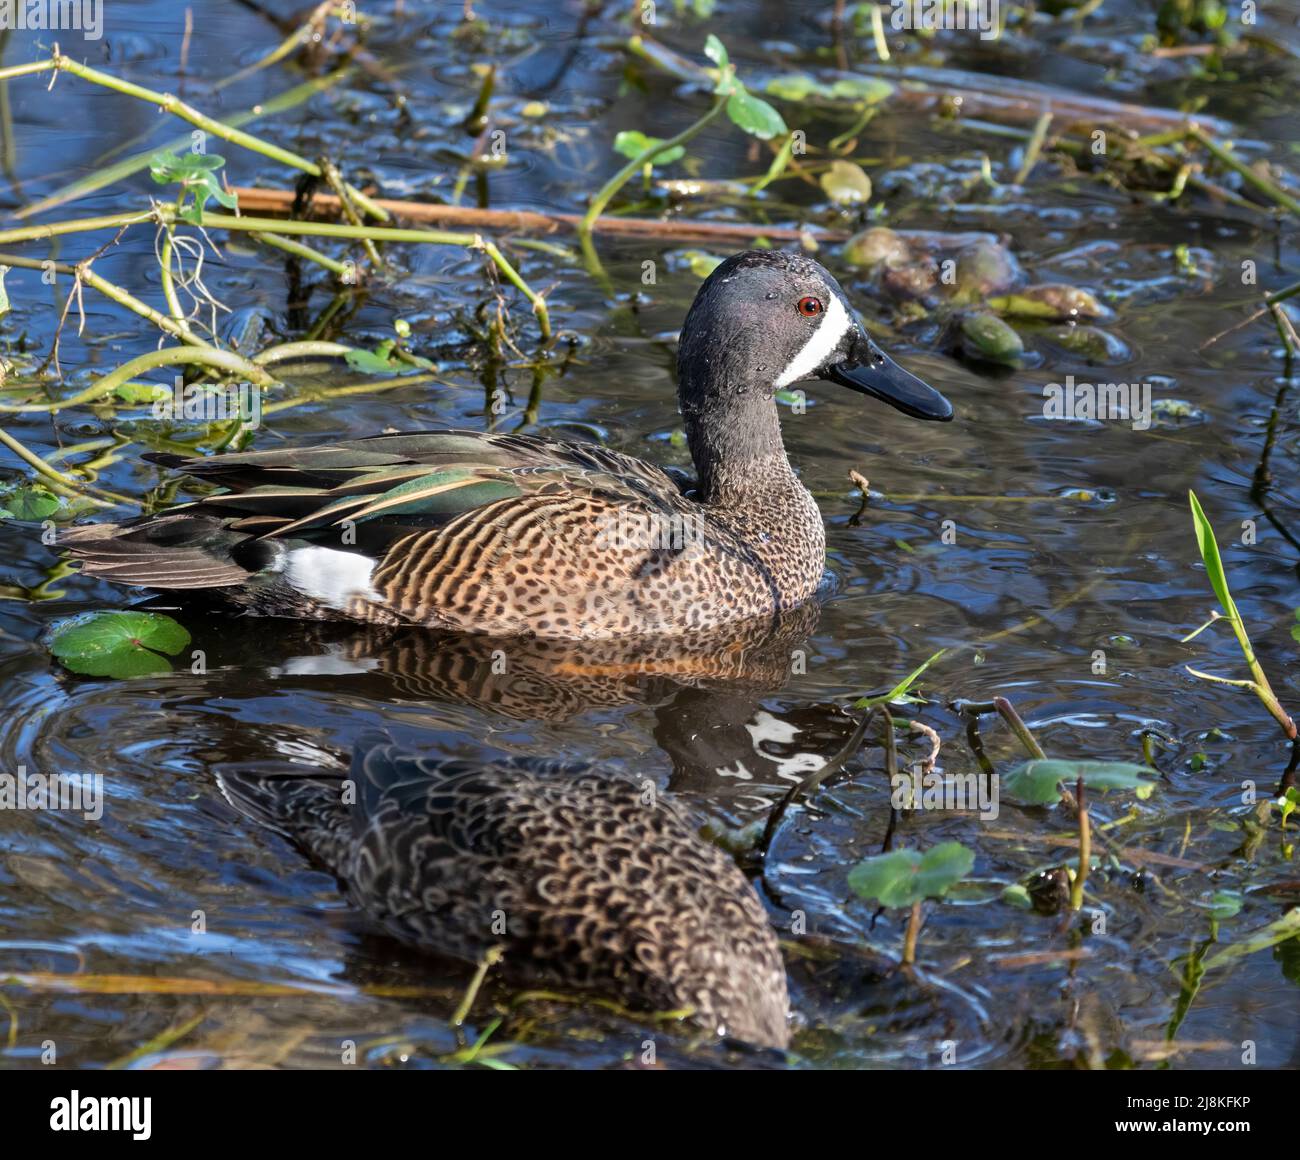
16,69 -> 354,221
251,230 -> 352,277
37,51 -> 388,221
902,900 -> 923,965
1187,125 -> 1300,216
992,696 -> 1047,759
0,252 -> 204,345
1070,775 -> 1090,912
1013,110 -> 1053,185
0,347 -> 276,413
0,424 -> 124,506
580,93 -> 730,236
252,341 -> 355,366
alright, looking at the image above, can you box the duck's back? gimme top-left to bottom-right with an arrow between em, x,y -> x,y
218,739 -> 790,1050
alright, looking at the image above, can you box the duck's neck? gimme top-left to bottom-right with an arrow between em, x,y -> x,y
684,392 -> 795,507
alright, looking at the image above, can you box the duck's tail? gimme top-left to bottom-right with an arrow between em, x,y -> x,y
214,761 -> 354,876
60,514 -> 276,590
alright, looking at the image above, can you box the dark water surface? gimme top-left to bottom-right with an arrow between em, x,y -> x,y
1,1 -> 1299,1068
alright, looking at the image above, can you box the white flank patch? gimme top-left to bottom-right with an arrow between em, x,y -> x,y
283,546 -> 380,611
773,293 -> 853,389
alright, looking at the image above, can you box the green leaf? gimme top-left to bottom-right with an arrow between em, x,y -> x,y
149,149 -> 226,183
48,611 -> 191,678
853,649 -> 945,710
827,77 -> 895,104
1188,491 -> 1238,622
764,74 -> 829,102
703,33 -> 729,72
679,249 -> 724,278
726,86 -> 787,139
115,382 -> 173,405
1003,760 -> 1156,805
345,348 -> 400,374
1001,883 -> 1034,910
1203,909 -> 1300,972
0,485 -> 61,521
149,148 -> 236,224
820,159 -> 873,206
1280,786 -> 1300,826
848,842 -> 975,909
612,130 -> 685,166
1206,890 -> 1243,920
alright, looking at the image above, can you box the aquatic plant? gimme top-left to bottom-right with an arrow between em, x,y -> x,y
848,842 -> 974,966
1183,490 -> 1297,745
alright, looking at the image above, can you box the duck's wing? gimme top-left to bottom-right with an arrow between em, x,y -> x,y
147,430 -> 690,542
63,430 -> 693,591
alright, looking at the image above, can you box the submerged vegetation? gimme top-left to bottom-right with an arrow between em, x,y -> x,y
0,1 -> 1298,1070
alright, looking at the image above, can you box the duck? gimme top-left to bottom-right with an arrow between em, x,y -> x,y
63,250 -> 952,639
217,734 -> 792,1050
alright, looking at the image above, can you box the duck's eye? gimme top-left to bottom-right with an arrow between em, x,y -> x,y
797,296 -> 823,317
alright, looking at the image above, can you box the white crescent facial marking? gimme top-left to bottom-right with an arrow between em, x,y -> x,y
773,293 -> 853,389
284,546 -> 379,610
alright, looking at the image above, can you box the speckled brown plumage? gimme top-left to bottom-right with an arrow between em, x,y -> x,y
61,251 -> 952,639
218,740 -> 790,1050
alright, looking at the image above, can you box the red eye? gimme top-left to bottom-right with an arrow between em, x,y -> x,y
798,296 -> 823,317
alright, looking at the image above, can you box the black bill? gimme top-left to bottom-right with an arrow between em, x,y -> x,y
821,338 -> 953,422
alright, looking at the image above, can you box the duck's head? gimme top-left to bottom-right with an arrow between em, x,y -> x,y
676,249 -> 952,423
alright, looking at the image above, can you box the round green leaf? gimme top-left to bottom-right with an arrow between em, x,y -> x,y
48,611 -> 191,678
820,160 -> 873,206
1,486 -> 61,521
827,77 -> 895,104
613,130 -> 685,166
848,842 -> 975,908
764,74 -> 828,102
726,86 -> 787,140
1003,760 -> 1156,805
1206,890 -> 1243,920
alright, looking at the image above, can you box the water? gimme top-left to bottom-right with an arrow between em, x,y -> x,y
0,0 -> 1298,1068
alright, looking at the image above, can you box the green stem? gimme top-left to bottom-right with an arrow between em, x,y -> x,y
0,53 -> 386,223
0,347 -> 276,413
0,211 -> 550,340
252,231 -> 352,277
17,69 -> 354,221
1013,111 -> 1053,186
1187,125 -> 1300,216
902,900 -> 923,966
0,424 -> 124,506
1070,775 -> 1090,912
252,341 -> 354,365
580,93 -> 730,235
992,696 -> 1047,759
0,252 -> 203,345
0,210 -> 158,245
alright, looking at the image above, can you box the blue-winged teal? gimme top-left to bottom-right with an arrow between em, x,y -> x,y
64,251 -> 952,639
218,736 -> 790,1049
